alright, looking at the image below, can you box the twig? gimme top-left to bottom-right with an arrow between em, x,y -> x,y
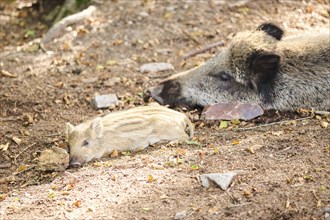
40,5 -> 97,49
182,29 -> 201,45
14,143 -> 37,163
44,133 -> 62,137
0,117 -> 19,122
0,69 -> 18,78
13,165 -> 35,175
183,41 -> 225,60
226,202 -> 253,208
234,116 -> 313,131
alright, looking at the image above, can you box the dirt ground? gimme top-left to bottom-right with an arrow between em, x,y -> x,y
0,0 -> 329,219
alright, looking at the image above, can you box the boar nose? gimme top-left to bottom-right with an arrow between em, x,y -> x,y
69,157 -> 82,168
147,85 -> 164,105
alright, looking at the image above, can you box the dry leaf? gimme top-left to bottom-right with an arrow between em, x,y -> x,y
232,140 -> 240,145
72,200 -> 82,207
0,143 -> 10,151
147,174 -> 154,182
110,149 -> 119,157
12,137 -> 22,145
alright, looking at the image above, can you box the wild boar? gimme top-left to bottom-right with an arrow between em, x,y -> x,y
148,23 -> 330,111
66,105 -> 194,167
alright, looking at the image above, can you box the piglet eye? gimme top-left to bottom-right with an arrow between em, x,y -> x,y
82,140 -> 89,147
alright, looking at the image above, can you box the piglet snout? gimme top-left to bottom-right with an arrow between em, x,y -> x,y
69,157 -> 82,168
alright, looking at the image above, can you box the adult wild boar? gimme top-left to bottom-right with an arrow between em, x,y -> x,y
148,23 -> 330,111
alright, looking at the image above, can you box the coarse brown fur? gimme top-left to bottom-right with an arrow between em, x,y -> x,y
148,23 -> 330,111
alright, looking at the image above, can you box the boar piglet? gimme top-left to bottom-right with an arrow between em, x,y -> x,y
66,105 -> 194,167
148,23 -> 330,111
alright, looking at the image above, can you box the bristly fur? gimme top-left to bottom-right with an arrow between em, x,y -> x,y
149,23 -> 330,111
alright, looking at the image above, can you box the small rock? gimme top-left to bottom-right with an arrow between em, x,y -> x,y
320,121 -> 328,128
200,172 -> 237,190
201,103 -> 263,120
140,62 -> 174,73
91,94 -> 118,109
37,146 -> 69,171
173,210 -> 187,220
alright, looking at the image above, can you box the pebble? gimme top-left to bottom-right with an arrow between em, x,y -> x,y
200,172 -> 237,190
91,94 -> 118,109
140,62 -> 174,73
173,210 -> 187,220
201,103 -> 264,120
37,146 -> 69,171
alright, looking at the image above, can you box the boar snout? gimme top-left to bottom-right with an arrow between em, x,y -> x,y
148,80 -> 183,106
147,84 -> 165,104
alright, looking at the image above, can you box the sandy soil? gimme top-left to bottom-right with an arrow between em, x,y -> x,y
0,0 -> 329,219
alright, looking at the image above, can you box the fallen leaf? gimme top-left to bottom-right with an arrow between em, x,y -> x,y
48,192 -> 56,199
231,119 -> 241,125
111,149 -> 119,157
232,140 -> 240,145
16,165 -> 27,172
147,174 -> 154,182
190,165 -> 199,170
72,200 -> 82,207
12,137 -> 22,145
219,120 -> 228,129
0,143 -> 10,151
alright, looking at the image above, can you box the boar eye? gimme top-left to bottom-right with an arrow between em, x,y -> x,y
209,71 -> 232,81
82,140 -> 89,147
218,72 -> 232,81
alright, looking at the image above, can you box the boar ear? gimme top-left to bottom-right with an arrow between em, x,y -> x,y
66,123 -> 75,139
250,53 -> 280,91
91,118 -> 103,138
257,23 -> 283,40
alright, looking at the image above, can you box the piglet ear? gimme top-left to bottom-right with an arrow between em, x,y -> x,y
257,23 -> 284,40
91,118 -> 103,138
66,123 -> 75,139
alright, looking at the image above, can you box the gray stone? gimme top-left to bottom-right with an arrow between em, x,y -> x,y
200,172 -> 237,190
37,146 -> 69,171
173,210 -> 187,220
92,94 -> 118,109
201,103 -> 263,120
140,62 -> 174,73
